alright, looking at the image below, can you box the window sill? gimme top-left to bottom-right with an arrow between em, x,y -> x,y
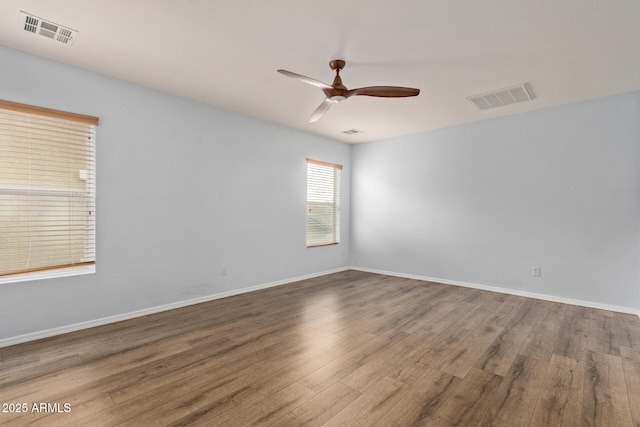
307,242 -> 339,248
0,264 -> 95,285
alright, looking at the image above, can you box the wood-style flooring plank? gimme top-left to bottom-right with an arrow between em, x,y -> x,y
554,315 -> 589,361
485,294 -> 527,328
473,300 -> 550,377
587,310 -> 621,357
321,376 -> 407,426
620,346 -> 640,427
414,324 -> 473,369
565,304 -> 591,319
375,368 -> 461,426
274,382 -> 360,427
432,367 -> 503,426
615,313 -> 640,350
581,350 -> 634,427
299,328 -> 407,393
190,381 -> 316,427
445,291 -> 507,331
519,301 -> 566,362
480,354 -> 548,426
530,354 -> 586,427
438,323 -> 503,378
339,328 -> 438,392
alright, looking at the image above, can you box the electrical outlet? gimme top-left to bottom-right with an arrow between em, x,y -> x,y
531,266 -> 541,277
220,265 -> 227,276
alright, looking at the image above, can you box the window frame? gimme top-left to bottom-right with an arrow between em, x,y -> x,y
0,99 -> 98,284
306,158 -> 342,248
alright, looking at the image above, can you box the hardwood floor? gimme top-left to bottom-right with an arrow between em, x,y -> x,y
1,270 -> 639,426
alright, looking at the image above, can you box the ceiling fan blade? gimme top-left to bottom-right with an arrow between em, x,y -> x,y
277,69 -> 332,89
346,86 -> 420,98
309,99 -> 333,123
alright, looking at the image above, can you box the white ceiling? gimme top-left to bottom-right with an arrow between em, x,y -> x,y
1,0 -> 639,143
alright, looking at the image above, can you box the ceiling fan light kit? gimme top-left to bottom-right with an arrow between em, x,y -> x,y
278,59 -> 420,122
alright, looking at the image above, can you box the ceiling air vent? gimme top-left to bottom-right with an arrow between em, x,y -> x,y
467,83 -> 534,111
342,129 -> 364,135
20,11 -> 78,45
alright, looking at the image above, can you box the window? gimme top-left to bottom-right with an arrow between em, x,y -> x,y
306,158 -> 342,247
0,100 -> 98,283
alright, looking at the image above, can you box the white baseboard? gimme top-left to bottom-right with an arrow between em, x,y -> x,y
0,267 -> 350,349
351,266 -> 640,317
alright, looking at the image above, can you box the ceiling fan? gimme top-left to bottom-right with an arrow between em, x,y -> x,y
277,60 -> 420,122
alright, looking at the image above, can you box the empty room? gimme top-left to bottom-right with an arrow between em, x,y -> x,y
1,1 -> 639,426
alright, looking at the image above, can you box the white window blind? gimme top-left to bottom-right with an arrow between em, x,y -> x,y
306,158 -> 342,247
0,100 -> 98,280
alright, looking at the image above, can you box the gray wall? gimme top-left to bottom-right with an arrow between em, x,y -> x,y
351,91 -> 640,310
0,46 -> 351,340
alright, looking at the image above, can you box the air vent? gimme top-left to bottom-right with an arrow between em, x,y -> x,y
20,11 -> 78,45
342,129 -> 364,135
467,83 -> 534,111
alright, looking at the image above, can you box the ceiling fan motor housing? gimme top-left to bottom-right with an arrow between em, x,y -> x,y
325,60 -> 348,99
329,60 -> 346,71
